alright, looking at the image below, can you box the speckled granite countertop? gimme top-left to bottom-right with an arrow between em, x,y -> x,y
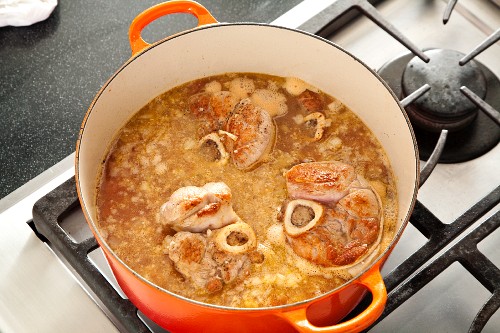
0,0 -> 301,199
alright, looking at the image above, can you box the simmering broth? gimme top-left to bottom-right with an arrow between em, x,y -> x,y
96,73 -> 397,308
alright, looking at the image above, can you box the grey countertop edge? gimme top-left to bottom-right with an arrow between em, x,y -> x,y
0,153 -> 75,214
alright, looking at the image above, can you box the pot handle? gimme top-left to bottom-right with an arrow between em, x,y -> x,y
128,0 -> 218,56
281,264 -> 387,333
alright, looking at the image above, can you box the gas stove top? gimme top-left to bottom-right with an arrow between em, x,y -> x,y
1,0 -> 499,332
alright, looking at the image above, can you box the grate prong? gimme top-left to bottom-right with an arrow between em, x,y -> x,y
419,129 -> 448,186
399,84 -> 430,108
355,1 -> 429,62
459,29 -> 500,66
298,0 -> 429,62
461,86 -> 500,126
443,0 -> 459,24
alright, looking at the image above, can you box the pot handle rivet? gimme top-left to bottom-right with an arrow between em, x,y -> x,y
280,264 -> 387,332
128,0 -> 218,56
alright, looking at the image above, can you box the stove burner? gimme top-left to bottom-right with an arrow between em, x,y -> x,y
402,49 -> 487,132
378,49 -> 500,163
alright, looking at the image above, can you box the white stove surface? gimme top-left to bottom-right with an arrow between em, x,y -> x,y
1,0 -> 499,332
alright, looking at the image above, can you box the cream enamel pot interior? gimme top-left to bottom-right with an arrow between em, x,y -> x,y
75,1 -> 419,332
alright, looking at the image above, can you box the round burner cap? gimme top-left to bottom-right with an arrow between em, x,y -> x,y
402,49 -> 487,129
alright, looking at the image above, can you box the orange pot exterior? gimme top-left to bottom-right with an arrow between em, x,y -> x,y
100,243 -> 384,333
76,1 -> 419,332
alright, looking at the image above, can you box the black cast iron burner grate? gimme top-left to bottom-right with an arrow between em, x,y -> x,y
30,178 -> 152,333
363,186 -> 500,332
29,177 -> 500,333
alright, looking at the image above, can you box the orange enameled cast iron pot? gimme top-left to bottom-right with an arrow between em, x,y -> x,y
75,1 -> 419,332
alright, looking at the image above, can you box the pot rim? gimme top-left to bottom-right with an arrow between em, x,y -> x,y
75,21 -> 419,312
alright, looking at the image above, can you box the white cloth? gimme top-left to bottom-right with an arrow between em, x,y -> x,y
0,0 -> 57,27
